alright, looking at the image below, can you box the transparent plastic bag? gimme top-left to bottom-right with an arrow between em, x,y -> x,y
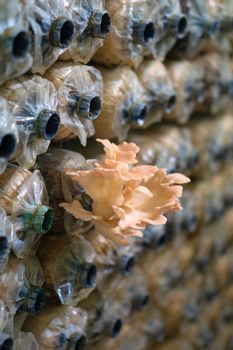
93,0 -> 157,68
0,332 -> 14,349
37,149 -> 94,235
97,266 -> 149,317
126,266 -> 150,312
136,60 -> 176,128
154,338 -> 194,350
0,207 -> 14,272
83,283 -> 131,342
211,325 -> 233,350
199,0 -> 231,54
23,305 -> 88,349
194,227 -> 214,271
0,255 -> 45,317
201,296 -> 222,330
211,249 -> 233,292
115,325 -> 148,350
14,332 -> 42,350
141,249 -> 183,301
0,97 -> 18,174
196,54 -> 232,115
222,285 -> 233,327
182,276 -> 205,324
171,0 -> 223,58
128,131 -> 178,173
151,288 -> 188,338
131,308 -> 165,345
28,0 -> 75,74
158,278 -> 207,339
0,0 -> 32,86
61,0 -> 111,64
83,229 -> 145,281
112,237 -> 142,276
80,229 -> 143,281
65,228 -> 123,287
190,115 -> 233,178
212,209 -> 233,258
141,224 -> 167,250
0,299 -> 14,349
166,60 -> 205,123
180,319 -> 216,349
216,115 -> 233,166
129,125 -> 197,176
166,188 -> 199,241
93,66 -> 148,140
227,0 -> 233,48
84,230 -> 116,284
38,234 -> 96,305
153,0 -> 188,61
89,324 -> 148,350
214,166 -> 233,209
190,177 -> 224,226
0,75 -> 60,168
0,164 -> 54,258
45,62 -> 103,146
188,118 -> 216,178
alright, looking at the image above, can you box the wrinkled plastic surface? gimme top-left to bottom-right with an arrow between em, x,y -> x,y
131,308 -> 165,344
89,324 -> 148,350
142,224 -> 167,250
126,266 -> 150,310
45,62 -> 103,145
136,60 -> 176,127
0,97 -> 18,174
94,0 -> 157,68
0,207 -> 14,272
0,164 -> 50,258
23,305 -> 88,349
190,179 -> 224,226
142,249 -> 183,300
0,0 -> 32,86
61,0 -> 107,64
214,166 -> 233,209
166,60 -> 205,123
15,332 -> 41,350
37,149 -> 94,235
189,115 -> 233,178
176,1 -> 212,57
113,237 -> 142,274
116,327 -> 148,350
38,235 -> 95,305
28,0 -> 74,74
0,255 -> 44,316
196,54 -> 233,115
203,0 -> 232,53
153,338 -> 194,350
172,0 -> 227,58
153,0 -> 187,61
0,75 -> 58,168
212,209 -> 233,258
94,66 -> 147,140
85,230 -> 115,275
0,299 -> 14,337
166,188 -> 199,241
62,158 -> 96,236
86,280 -> 132,342
129,126 -> 197,176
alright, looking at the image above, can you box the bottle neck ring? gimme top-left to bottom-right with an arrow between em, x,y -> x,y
22,205 -> 54,234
